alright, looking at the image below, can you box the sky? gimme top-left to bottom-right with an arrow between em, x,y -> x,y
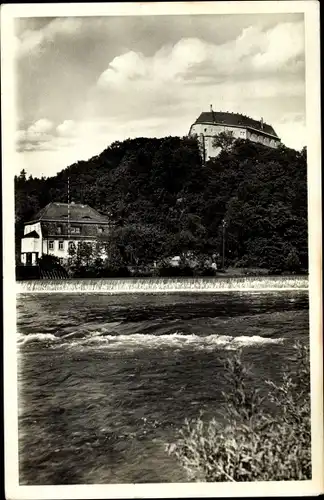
14,12 -> 306,178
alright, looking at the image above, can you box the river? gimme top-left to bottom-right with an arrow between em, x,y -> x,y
17,289 -> 309,484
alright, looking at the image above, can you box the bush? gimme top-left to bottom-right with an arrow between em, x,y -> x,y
166,341 -> 311,481
285,248 -> 302,273
38,254 -> 61,269
195,267 -> 217,277
157,265 -> 194,277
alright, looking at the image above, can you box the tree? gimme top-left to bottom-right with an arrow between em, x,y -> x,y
285,248 -> 301,273
212,131 -> 235,153
14,135 -> 308,275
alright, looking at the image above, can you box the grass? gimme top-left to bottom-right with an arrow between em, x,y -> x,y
166,341 -> 311,481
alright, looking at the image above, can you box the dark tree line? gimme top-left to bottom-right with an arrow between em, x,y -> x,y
15,135 -> 308,274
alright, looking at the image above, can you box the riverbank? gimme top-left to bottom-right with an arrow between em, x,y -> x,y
16,275 -> 308,293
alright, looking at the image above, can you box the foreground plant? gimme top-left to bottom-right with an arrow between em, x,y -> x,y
167,341 -> 311,481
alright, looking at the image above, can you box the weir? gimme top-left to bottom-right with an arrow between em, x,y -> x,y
16,275 -> 309,293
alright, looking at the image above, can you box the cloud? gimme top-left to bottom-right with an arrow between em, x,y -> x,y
56,120 -> 78,137
16,118 -> 79,152
15,17 -> 306,171
16,18 -> 83,57
276,121 -> 306,150
85,19 -> 306,151
29,118 -> 54,134
91,21 -> 305,128
16,119 -> 54,150
251,22 -> 304,71
16,112 -> 192,161
97,21 -> 304,90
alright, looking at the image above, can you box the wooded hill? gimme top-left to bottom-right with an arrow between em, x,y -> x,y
15,136 -> 308,274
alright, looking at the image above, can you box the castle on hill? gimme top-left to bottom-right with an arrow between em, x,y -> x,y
189,106 -> 281,160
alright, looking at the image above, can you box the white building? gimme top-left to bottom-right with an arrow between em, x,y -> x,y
189,107 -> 281,160
20,202 -> 111,265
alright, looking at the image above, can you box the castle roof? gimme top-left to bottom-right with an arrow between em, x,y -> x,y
26,202 -> 111,224
194,111 -> 279,138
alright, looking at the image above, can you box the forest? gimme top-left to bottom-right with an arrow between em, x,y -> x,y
15,135 -> 308,276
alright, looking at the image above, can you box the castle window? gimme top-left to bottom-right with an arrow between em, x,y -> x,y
58,240 -> 64,250
204,128 -> 207,132
49,241 -> 54,250
70,226 -> 81,234
68,241 -> 75,250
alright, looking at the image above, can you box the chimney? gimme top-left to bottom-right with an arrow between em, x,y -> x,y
210,104 -> 215,123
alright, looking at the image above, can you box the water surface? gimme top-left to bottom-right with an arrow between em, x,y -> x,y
17,290 -> 309,484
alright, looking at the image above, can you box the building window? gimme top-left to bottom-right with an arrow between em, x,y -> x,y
98,227 -> 103,233
49,241 -> 54,250
57,226 -> 62,234
71,227 -> 81,234
58,240 -> 64,250
68,241 -> 78,251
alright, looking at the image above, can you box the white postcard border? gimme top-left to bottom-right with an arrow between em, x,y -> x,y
1,2 -> 322,499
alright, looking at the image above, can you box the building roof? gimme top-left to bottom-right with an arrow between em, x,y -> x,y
193,111 -> 279,138
26,202 -> 111,224
22,230 -> 40,238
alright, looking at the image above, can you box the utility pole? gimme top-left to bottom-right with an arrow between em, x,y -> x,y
222,219 -> 227,269
68,176 -> 70,240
